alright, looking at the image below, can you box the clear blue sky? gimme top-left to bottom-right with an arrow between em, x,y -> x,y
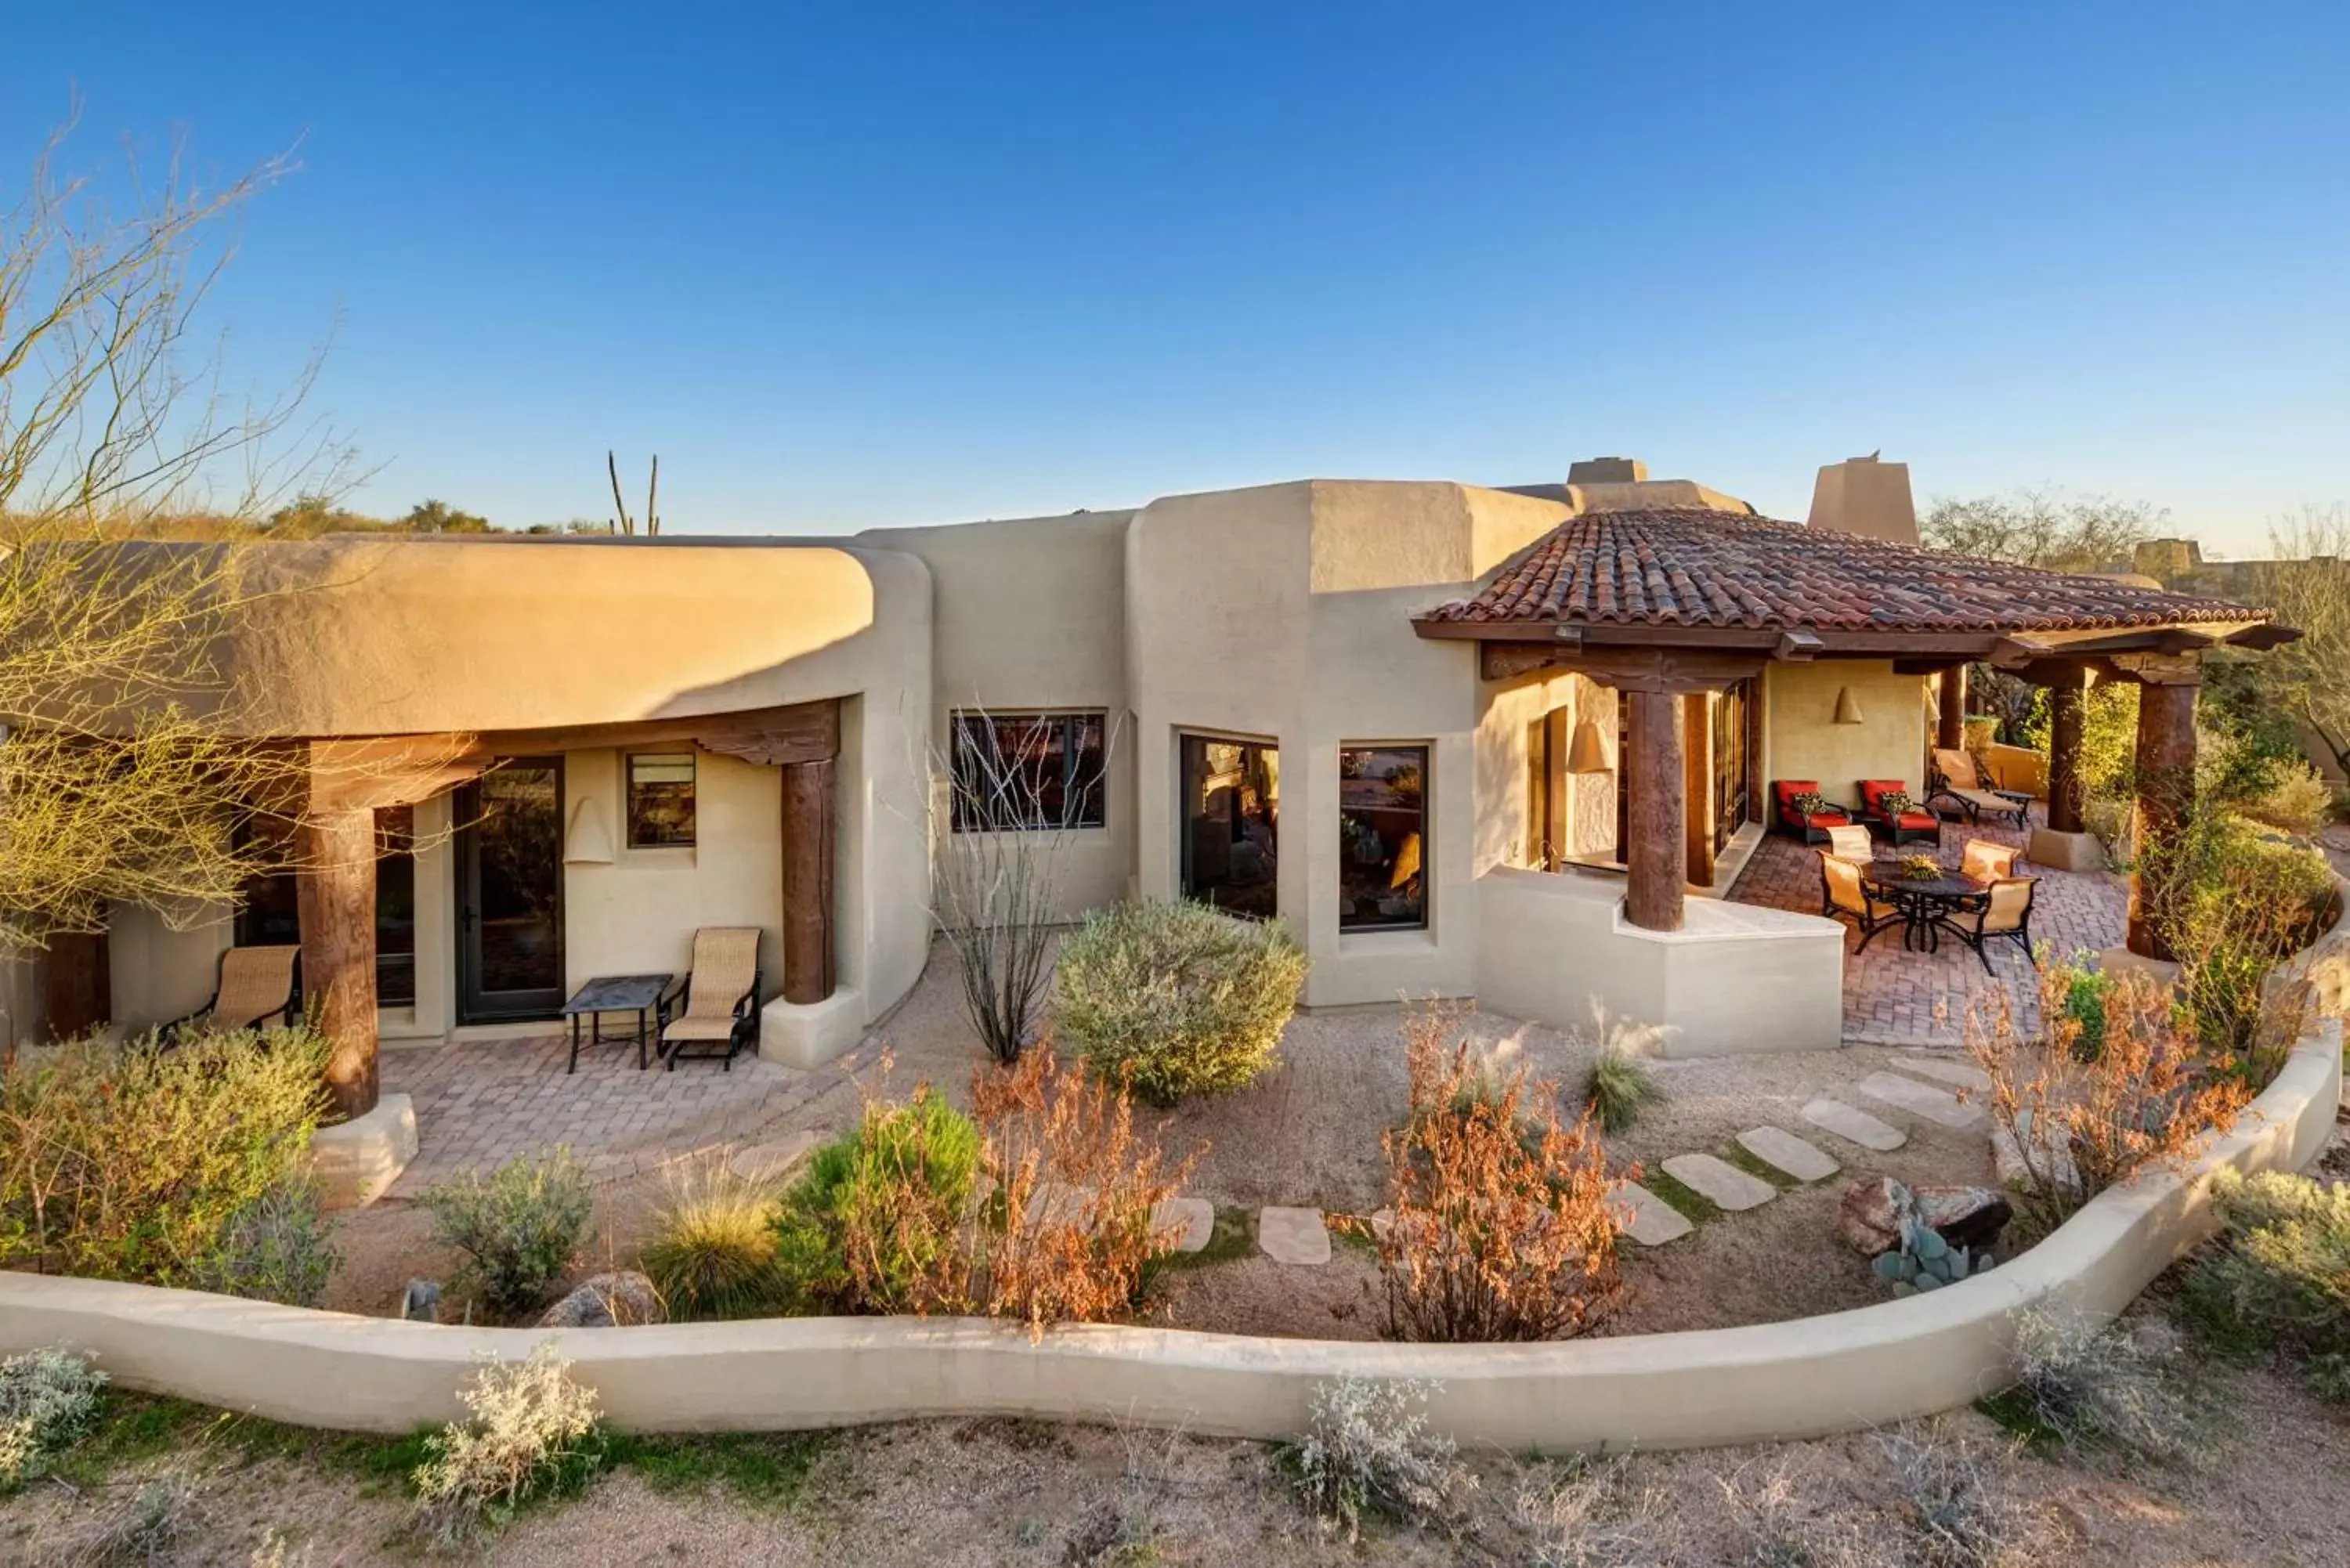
8,3 -> 2346,553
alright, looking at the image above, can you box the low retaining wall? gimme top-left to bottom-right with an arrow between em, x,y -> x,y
2,1019 -> 2337,1450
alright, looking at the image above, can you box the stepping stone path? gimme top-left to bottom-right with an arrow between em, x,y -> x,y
1737,1125 -> 1841,1183
1857,1071 -> 1987,1131
1890,1055 -> 1993,1092
1258,1205 -> 1332,1265
1802,1097 -> 1907,1151
729,1130 -> 821,1183
1615,1182 -> 1695,1246
1660,1154 -> 1777,1212
1152,1196 -> 1215,1254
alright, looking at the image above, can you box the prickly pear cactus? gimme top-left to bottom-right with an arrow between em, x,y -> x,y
1873,1180 -> 1995,1296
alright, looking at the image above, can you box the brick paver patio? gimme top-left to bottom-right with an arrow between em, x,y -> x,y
1726,804 -> 2127,1047
380,1035 -> 854,1196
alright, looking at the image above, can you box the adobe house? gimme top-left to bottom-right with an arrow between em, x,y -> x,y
38,457 -> 2285,1127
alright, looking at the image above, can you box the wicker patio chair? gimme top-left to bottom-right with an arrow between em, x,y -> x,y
1927,748 -> 2032,829
1858,779 -> 1941,847
1960,839 -> 2021,883
1819,851 -> 1903,952
658,927 -> 762,1070
1939,876 -> 2040,974
158,945 -> 301,1045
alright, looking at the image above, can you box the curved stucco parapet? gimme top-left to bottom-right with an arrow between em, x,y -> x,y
204,534 -> 933,736
2,1017 -> 2335,1447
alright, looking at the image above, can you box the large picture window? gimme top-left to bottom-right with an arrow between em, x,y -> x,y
1180,734 -> 1278,918
1339,745 -> 1427,931
950,711 -> 1107,832
235,804 -> 418,1006
627,752 -> 697,848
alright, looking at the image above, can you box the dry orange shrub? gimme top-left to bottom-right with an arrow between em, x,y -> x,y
1371,1006 -> 1625,1342
1969,964 -> 2250,1236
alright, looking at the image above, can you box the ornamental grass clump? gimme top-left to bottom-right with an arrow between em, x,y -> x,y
411,1344 -> 605,1549
1375,1006 -> 1624,1343
1053,899 -> 1307,1105
1576,1009 -> 1669,1133
640,1160 -> 790,1321
1969,965 -> 2248,1237
421,1148 -> 595,1321
0,1025 -> 330,1285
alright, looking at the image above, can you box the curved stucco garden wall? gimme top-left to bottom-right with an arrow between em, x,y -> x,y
2,1017 -> 2335,1450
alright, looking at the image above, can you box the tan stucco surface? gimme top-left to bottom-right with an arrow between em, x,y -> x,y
1765,661 -> 1928,809
7,1016 -> 2332,1447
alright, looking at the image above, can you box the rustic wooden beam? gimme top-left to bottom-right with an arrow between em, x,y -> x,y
1482,641 -> 1766,692
1775,630 -> 1825,661
1744,672 -> 1768,827
2127,680 -> 2200,961
1624,689 -> 1685,933
1419,616 -> 2281,660
779,757 -> 837,1006
1936,665 -> 1967,752
1683,691 -> 1714,889
1893,657 -> 1969,676
297,804 -> 379,1119
2106,649 -> 2206,688
464,699 -> 841,768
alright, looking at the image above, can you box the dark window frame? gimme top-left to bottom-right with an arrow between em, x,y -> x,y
625,750 -> 698,849
949,710 -> 1108,833
1338,742 -> 1430,934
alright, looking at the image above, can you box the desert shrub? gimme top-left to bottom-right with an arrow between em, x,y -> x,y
1285,1376 -> 1470,1544
193,1176 -> 341,1308
60,1470 -> 197,1564
771,1084 -> 981,1315
2149,816 -> 2334,1076
1052,899 -> 1306,1105
0,1027 -> 330,1285
1374,1007 -> 1623,1342
412,1343 -> 605,1548
640,1161 -> 789,1321
421,1148 -> 595,1321
2239,757 -> 2335,836
2001,1305 -> 2193,1459
1513,1454 -> 1683,1566
2181,1168 -> 2350,1400
1578,1011 -> 1668,1133
2055,960 -> 2113,1062
1969,965 -> 2247,1236
1881,1425 -> 2041,1568
0,1346 -> 105,1488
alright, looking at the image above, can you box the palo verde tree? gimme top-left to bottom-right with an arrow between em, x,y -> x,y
0,107 -> 357,1035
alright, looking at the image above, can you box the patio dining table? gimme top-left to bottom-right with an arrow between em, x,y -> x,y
1860,865 -> 1990,954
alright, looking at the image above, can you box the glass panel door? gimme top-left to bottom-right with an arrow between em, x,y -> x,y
1179,735 -> 1278,918
457,760 -> 565,1021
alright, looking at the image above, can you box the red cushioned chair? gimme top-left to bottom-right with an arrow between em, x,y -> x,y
1858,779 -> 1940,847
1771,779 -> 1851,844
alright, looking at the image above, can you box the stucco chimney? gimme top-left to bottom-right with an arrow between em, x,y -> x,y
1806,453 -> 1917,544
1567,456 -> 1647,485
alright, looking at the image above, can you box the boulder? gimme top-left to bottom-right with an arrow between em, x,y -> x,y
537,1270 -> 666,1328
1838,1177 -> 2011,1258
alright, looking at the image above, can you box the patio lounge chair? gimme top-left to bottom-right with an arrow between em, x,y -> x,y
1927,748 -> 2032,829
1960,839 -> 2021,883
1772,779 -> 1852,844
658,927 -> 762,1071
1938,876 -> 2040,974
1824,823 -> 1876,863
1818,852 -> 1903,952
159,945 -> 301,1045
1858,779 -> 1940,847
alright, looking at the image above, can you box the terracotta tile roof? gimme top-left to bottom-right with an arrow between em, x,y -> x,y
1421,508 -> 2272,634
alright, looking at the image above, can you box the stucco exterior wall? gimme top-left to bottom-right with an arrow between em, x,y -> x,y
1764,661 -> 1928,808
860,511 -> 1137,920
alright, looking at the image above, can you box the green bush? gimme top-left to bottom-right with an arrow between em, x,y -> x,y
0,1346 -> 106,1489
421,1148 -> 595,1321
0,1027 -> 330,1284
2058,961 -> 2113,1062
412,1343 -> 605,1548
2153,818 -> 2337,1075
771,1089 -> 980,1314
1052,900 -> 1307,1105
193,1176 -> 342,1308
2182,1169 -> 2350,1400
641,1162 -> 790,1321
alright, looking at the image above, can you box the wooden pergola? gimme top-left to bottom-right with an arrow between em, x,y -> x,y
1415,508 -> 2294,952
295,697 -> 842,1118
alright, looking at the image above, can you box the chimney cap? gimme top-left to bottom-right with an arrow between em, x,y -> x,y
1567,456 -> 1647,485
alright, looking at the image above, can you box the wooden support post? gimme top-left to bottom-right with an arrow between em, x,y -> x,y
1625,689 -> 1686,932
297,805 -> 380,1120
2046,667 -> 2088,834
1683,690 -> 1714,890
1744,675 -> 1767,829
41,929 -> 111,1041
2126,676 -> 2200,960
780,757 -> 837,1004
1937,666 -> 1968,752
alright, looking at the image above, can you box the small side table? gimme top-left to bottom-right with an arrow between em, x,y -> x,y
561,973 -> 674,1072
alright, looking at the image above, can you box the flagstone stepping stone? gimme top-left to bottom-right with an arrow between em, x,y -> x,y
1614,1182 -> 1694,1245
729,1130 -> 821,1183
1257,1205 -> 1332,1265
1736,1126 -> 1841,1183
1660,1154 -> 1777,1212
1151,1195 -> 1215,1254
1857,1071 -> 1987,1131
1890,1055 -> 1993,1093
1802,1097 -> 1907,1152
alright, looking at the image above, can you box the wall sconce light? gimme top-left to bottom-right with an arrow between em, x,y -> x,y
1832,686 -> 1865,725
1565,717 -> 1614,773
